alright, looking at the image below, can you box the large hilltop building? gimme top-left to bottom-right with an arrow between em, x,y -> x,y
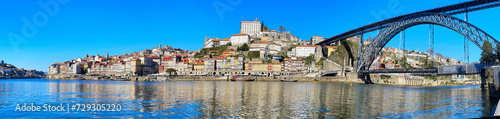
240,18 -> 261,37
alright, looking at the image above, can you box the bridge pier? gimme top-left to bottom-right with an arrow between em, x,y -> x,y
358,73 -> 374,84
486,66 -> 500,97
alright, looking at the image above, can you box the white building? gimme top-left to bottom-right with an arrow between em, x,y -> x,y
287,48 -> 296,57
310,36 -> 324,45
214,38 -> 230,46
249,42 -> 281,55
110,61 -> 126,74
66,63 -> 81,74
204,37 -> 230,48
240,18 -> 261,37
230,33 -> 250,45
296,45 -> 318,57
48,63 -> 61,74
261,30 -> 278,37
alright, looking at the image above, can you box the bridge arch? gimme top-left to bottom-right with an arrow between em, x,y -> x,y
357,13 -> 499,72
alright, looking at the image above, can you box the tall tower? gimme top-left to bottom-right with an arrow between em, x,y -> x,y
159,43 -> 162,49
106,53 -> 109,58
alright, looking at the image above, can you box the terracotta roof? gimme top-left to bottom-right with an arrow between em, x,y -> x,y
162,56 -> 173,61
246,63 -> 282,65
213,38 -> 230,41
250,42 -> 279,46
147,56 -> 160,59
192,62 -> 204,65
251,42 -> 268,44
231,33 -> 249,36
297,45 -> 319,47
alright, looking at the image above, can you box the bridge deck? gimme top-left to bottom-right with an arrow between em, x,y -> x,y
360,68 -> 437,74
360,64 -> 484,74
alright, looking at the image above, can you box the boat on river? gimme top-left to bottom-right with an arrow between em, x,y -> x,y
279,76 -> 297,82
280,79 -> 298,82
231,75 -> 255,81
112,76 -> 130,81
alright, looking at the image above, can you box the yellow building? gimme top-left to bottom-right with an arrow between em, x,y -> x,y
223,50 -> 236,57
326,46 -> 338,57
60,63 -> 67,74
261,36 -> 273,42
128,58 -> 142,75
193,62 -> 205,71
245,63 -> 282,71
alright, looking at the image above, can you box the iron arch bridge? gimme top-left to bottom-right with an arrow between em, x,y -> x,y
356,13 -> 499,72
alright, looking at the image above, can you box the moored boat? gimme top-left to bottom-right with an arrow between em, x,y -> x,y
280,79 -> 298,82
231,75 -> 255,81
112,76 -> 130,81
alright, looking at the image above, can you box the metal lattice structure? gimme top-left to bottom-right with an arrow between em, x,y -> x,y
317,0 -> 500,46
356,13 -> 499,72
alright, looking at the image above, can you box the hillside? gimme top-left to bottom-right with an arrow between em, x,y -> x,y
0,60 -> 45,79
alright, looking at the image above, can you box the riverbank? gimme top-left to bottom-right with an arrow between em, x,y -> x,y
169,76 -> 365,83
46,73 -> 479,87
46,74 -> 365,84
367,74 -> 483,87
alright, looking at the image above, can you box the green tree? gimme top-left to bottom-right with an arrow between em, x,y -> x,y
399,57 -> 412,69
165,68 -> 177,75
424,59 -> 435,68
480,40 -> 495,65
305,54 -> 315,66
496,43 -> 500,60
226,42 -> 232,46
315,58 -> 324,66
237,43 -> 249,51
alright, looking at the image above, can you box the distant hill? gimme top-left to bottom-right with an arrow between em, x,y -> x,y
0,60 -> 45,79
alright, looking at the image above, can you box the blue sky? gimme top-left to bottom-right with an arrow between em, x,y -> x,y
1,0 -> 499,71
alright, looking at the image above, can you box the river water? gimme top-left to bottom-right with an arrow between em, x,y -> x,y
0,79 -> 495,118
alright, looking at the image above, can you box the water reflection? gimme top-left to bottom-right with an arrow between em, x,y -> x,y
0,79 -> 494,118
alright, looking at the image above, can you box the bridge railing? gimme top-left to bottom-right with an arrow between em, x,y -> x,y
437,64 -> 484,75
360,68 -> 438,74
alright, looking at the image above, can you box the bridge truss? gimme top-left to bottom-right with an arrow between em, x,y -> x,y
356,13 -> 499,72
317,0 -> 500,46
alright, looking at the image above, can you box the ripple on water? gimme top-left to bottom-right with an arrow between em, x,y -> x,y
0,79 -> 494,118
